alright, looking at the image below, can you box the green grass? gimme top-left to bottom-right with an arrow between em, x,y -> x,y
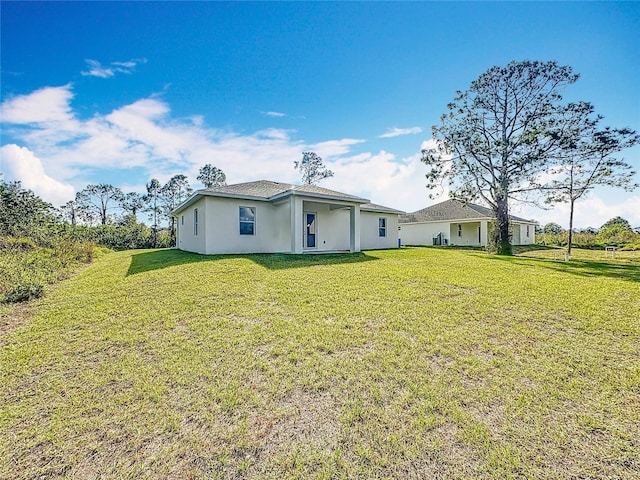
1,247 -> 639,479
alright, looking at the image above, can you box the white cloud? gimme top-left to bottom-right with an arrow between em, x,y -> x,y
1,144 -> 75,204
263,111 -> 287,117
81,58 -> 147,78
112,60 -> 137,68
0,84 -> 75,124
379,126 -> 423,138
308,138 -> 366,158
82,59 -> 114,78
322,146 -> 446,213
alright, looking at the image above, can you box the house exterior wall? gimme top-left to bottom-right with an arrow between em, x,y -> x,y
399,222 -> 450,246
514,222 -> 535,245
204,197 -> 291,254
360,211 -> 399,250
450,221 -> 482,246
176,195 -> 402,255
512,224 -> 521,245
399,219 -> 536,247
177,197 -> 291,254
302,201 -> 351,251
177,197 -> 207,254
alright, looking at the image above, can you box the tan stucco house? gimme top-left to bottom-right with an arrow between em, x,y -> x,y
172,180 -> 403,255
398,199 -> 536,247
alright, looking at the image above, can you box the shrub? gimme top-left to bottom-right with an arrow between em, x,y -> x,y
4,282 -> 44,303
0,236 -> 37,251
155,229 -> 174,248
54,238 -> 95,264
1,235 -> 98,303
597,224 -> 637,245
621,241 -> 640,251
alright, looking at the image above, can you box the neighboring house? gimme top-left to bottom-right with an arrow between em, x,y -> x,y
398,199 -> 536,247
172,180 -> 403,255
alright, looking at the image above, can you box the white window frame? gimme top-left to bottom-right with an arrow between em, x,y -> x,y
239,206 -> 256,235
458,224 -> 462,237
193,209 -> 198,236
379,217 -> 387,237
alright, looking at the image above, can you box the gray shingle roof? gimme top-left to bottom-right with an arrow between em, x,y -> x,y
173,180 -> 402,215
203,180 -> 366,202
202,180 -> 368,202
204,180 -> 292,199
399,199 -> 534,224
360,203 -> 405,215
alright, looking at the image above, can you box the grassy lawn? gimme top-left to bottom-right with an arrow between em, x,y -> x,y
1,247 -> 639,479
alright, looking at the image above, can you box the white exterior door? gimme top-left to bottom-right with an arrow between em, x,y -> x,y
304,212 -> 317,249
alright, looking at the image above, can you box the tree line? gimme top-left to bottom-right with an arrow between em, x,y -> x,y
60,164 -> 228,226
0,163 -> 225,251
538,217 -> 640,250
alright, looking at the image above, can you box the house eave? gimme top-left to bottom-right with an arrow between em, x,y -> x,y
362,206 -> 405,215
268,189 -> 369,205
172,190 -> 272,215
399,216 -> 537,225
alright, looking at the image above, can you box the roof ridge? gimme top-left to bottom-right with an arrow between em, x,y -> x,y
400,198 -> 535,224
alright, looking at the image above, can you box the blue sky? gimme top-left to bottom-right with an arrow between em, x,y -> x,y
1,1 -> 639,228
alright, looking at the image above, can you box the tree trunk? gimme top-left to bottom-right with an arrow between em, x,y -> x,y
567,198 -> 575,258
495,196 -> 512,255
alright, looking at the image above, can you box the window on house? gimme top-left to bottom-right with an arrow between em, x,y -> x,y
379,217 -> 387,237
526,225 -> 530,237
181,215 -> 184,226
193,209 -> 198,236
458,224 -> 462,237
239,206 -> 256,235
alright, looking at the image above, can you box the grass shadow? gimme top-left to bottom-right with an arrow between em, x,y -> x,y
248,252 -> 380,270
485,253 -> 640,283
127,249 -> 380,276
127,249 -> 209,276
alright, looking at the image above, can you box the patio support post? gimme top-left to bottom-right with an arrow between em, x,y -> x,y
291,196 -> 303,253
349,205 -> 361,253
480,220 -> 488,247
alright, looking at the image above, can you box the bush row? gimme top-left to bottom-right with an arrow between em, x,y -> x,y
536,232 -> 640,251
51,221 -> 174,251
1,220 -> 174,303
0,236 -> 96,303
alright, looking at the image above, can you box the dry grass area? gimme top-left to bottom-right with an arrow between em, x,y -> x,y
1,247 -> 639,479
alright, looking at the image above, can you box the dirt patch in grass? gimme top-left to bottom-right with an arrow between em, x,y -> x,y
0,303 -> 31,345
